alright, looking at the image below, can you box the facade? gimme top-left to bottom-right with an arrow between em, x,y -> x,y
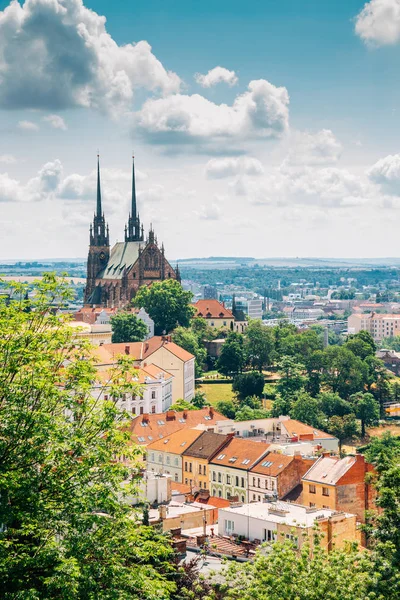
182,431 -> 230,490
146,429 -> 204,482
248,453 -> 314,501
218,502 -> 360,551
203,285 -> 218,300
247,299 -> 263,320
67,320 -> 112,346
84,156 -> 179,308
348,312 -> 400,341
302,454 -> 375,522
209,437 -> 270,502
192,299 -> 235,329
96,363 -> 173,415
129,407 -> 228,447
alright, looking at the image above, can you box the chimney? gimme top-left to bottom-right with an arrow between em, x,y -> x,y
183,410 -> 188,420
125,345 -> 130,355
209,406 -> 214,419
321,451 -> 331,458
144,343 -> 149,354
159,505 -> 167,520
166,410 -> 176,421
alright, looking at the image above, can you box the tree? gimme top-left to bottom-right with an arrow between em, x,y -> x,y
215,400 -> 237,419
270,393 -> 293,418
110,311 -> 148,343
327,414 -> 358,452
322,346 -> 367,399
390,380 -> 400,402
216,337 -> 245,377
318,392 -> 352,418
232,371 -> 265,399
275,357 -> 306,399
345,331 -> 376,360
244,320 -> 274,372
351,392 -> 380,438
289,392 -> 323,428
172,326 -> 207,377
133,279 -> 195,334
169,399 -> 197,411
234,406 -> 270,421
191,391 -> 209,408
0,275 -> 178,599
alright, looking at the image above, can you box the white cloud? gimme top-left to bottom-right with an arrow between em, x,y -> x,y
136,79 -> 289,147
0,159 -> 62,202
43,114 -> 67,130
355,0 -> 400,46
0,154 -> 16,164
285,129 -> 342,166
194,201 -> 222,220
368,153 -> 400,193
0,0 -> 181,115
195,66 -> 238,88
137,184 -> 165,204
17,120 -> 39,131
205,156 -> 264,178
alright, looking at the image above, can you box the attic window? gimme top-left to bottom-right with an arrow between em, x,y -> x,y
261,460 -> 273,467
180,441 -> 187,447
163,439 -> 170,444
179,418 -> 186,423
219,312 -> 224,317
217,454 -> 226,460
204,416 -> 211,420
278,464 -> 283,469
140,422 -> 148,427
242,459 -> 250,465
159,434 -> 163,439
229,457 -> 238,463
157,420 -> 165,425
148,436 -> 153,441
313,431 -> 319,436
138,436 -> 145,442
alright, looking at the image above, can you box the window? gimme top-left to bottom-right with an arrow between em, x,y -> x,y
226,475 -> 231,484
309,502 -> 316,507
151,405 -> 156,414
253,477 -> 256,486
212,472 -> 216,482
235,476 -> 239,486
309,484 -> 316,494
189,463 -> 192,473
258,495 -> 261,501
150,453 -> 155,461
132,407 -> 136,415
151,391 -> 156,399
253,494 -> 256,500
166,456 -> 170,465
263,529 -> 276,542
322,487 -> 330,497
158,454 -> 163,463
184,461 -> 188,471
199,465 -> 202,475
217,454 -> 226,460
218,490 -> 222,498
218,473 -> 222,483
175,473 -> 178,482
203,465 -> 206,476
285,534 -> 298,547
322,505 -> 329,509
261,460 -> 273,467
140,406 -> 144,415
242,459 -> 250,465
241,496 -> 245,502
185,478 -> 188,485
258,478 -> 261,488
225,519 -> 234,534
241,477 -> 245,488
175,457 -> 179,466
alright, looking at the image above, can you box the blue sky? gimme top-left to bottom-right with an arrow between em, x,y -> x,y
1,0 -> 400,259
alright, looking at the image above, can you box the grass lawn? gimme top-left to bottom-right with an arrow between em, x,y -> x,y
198,382 -> 235,406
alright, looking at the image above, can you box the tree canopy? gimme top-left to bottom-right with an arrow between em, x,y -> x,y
110,311 -> 148,343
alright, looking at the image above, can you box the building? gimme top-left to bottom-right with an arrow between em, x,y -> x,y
192,299 -> 235,329
203,285 -> 218,300
247,299 -> 263,320
302,454 -> 375,522
214,416 -> 339,453
84,156 -> 179,308
146,428 -> 204,482
182,431 -> 231,490
75,306 -> 155,339
125,471 -> 172,506
248,453 -> 314,501
376,348 -> 400,376
67,320 -> 112,346
209,437 -> 271,502
96,363 -> 173,415
97,336 -> 196,402
129,407 -> 228,447
218,501 -> 360,550
348,312 -> 400,341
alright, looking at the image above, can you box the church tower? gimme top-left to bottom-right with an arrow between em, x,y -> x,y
125,155 -> 144,242
84,156 -> 110,303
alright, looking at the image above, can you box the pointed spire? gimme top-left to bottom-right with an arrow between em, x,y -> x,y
125,154 -> 143,242
96,154 -> 102,218
131,155 -> 137,222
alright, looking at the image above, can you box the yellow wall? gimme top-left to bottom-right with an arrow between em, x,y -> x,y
145,347 -> 186,401
205,317 -> 234,329
183,456 -> 209,489
302,482 -> 336,510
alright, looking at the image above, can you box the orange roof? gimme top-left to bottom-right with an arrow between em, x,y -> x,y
250,452 -> 294,477
171,482 -> 191,494
130,407 -> 228,446
192,300 -> 234,320
197,496 -> 230,508
146,428 -> 203,455
280,419 -> 334,440
102,336 -> 194,363
209,437 -> 270,470
96,363 -> 172,386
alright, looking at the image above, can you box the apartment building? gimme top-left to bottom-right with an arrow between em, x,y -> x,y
191,299 -> 235,329
348,312 -> 400,341
181,431 -> 230,490
248,453 -> 314,501
146,428 -> 204,482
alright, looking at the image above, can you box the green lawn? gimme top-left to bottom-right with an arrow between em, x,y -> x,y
198,382 -> 235,406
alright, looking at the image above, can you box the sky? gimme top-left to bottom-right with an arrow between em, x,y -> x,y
2,0 -> 400,259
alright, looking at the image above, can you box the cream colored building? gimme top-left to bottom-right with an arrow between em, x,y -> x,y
67,320 -> 112,346
192,299 -> 235,330
348,312 -> 400,341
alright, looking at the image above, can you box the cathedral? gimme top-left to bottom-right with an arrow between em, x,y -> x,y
84,156 -> 179,307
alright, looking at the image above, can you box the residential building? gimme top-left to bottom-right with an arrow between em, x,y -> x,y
130,407 -> 228,447
348,312 -> 400,341
67,320 -> 112,346
209,437 -> 271,502
151,500 -> 219,533
192,299 -> 235,329
146,428 -> 204,482
125,471 -> 172,506
182,431 -> 231,490
302,454 -> 375,522
98,336 -> 196,402
218,502 -> 360,551
247,299 -> 263,320
214,416 -> 339,453
74,306 -> 155,339
248,453 -> 314,501
96,363 -> 173,415
376,348 -> 400,376
203,285 -> 218,300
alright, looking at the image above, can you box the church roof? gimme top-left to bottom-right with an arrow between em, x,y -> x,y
99,242 -> 141,280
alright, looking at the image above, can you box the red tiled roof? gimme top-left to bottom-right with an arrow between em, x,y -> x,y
192,300 -> 234,320
280,419 -> 334,440
146,428 -> 204,455
102,336 -> 194,363
250,452 -> 294,476
209,437 -> 270,470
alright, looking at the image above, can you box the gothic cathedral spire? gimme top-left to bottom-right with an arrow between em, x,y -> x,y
125,155 -> 144,242
90,155 -> 109,247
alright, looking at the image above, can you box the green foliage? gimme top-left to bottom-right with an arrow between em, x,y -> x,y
133,279 -> 195,334
234,406 -> 270,421
318,392 -> 352,418
172,326 -> 207,377
215,399 -> 237,419
232,371 -> 265,399
351,392 -> 380,438
191,391 -> 209,408
270,393 -> 293,418
345,331 -> 376,359
289,392 -> 323,428
169,399 -> 196,411
322,346 -> 368,399
110,311 -> 148,343
216,336 -> 245,377
327,414 -> 359,451
275,357 -> 306,399
364,432 -> 400,470
0,275 -> 178,599
245,320 -> 274,372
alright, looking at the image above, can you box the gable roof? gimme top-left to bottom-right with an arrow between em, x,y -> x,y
95,363 -> 172,386
302,455 -> 357,485
102,336 -> 194,363
99,241 -> 141,280
192,300 -> 234,320
130,407 -> 228,446
146,428 -> 204,455
280,419 -> 335,441
209,437 -> 270,470
250,452 -> 294,477
182,431 -> 229,459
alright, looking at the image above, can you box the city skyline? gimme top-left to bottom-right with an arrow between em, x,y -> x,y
1,0 -> 400,259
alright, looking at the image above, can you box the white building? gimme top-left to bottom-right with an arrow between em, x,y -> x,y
67,320 -> 112,346
135,307 -> 155,340
247,299 -> 263,320
123,471 -> 172,506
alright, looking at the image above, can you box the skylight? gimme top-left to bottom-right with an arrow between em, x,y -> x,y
261,461 -> 273,467
229,457 -> 238,463
157,420 -> 165,425
179,418 -> 186,423
180,441 -> 187,446
138,437 -> 145,442
163,439 -> 170,444
217,454 -> 226,460
242,459 -> 250,465
148,436 -> 153,441
204,415 -> 211,420
140,422 -> 148,427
